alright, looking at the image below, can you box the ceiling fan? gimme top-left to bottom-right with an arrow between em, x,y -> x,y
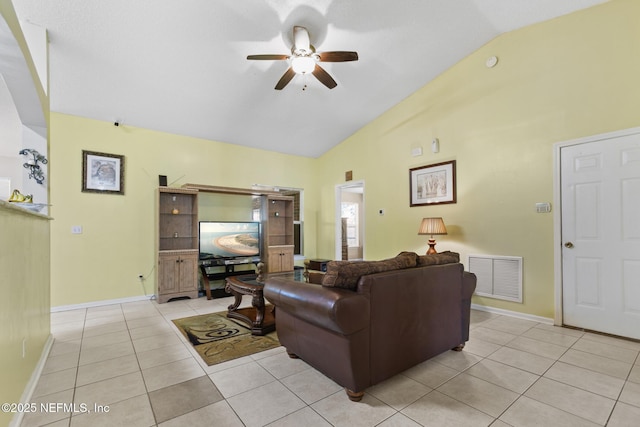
247,26 -> 358,90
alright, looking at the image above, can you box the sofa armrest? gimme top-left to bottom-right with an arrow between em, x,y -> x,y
462,271 -> 477,300
264,278 -> 369,335
461,271 -> 477,342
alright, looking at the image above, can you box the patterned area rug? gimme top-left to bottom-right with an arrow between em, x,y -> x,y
172,311 -> 280,366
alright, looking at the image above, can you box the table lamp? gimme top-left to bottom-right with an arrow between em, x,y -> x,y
418,217 -> 447,255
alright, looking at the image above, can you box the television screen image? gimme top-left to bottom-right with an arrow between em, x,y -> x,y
199,221 -> 260,260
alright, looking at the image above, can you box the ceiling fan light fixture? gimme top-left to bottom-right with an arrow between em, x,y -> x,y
247,26 -> 358,89
291,56 -> 315,74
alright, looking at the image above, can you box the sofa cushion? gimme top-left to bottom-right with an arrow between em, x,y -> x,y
322,252 -> 417,291
416,251 -> 460,266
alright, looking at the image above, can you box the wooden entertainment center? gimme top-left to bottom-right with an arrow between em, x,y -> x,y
155,184 -> 295,303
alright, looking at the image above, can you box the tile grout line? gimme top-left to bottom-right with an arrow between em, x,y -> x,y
67,307 -> 88,425
124,302 -> 160,427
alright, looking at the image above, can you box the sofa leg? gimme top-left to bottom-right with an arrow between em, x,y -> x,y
345,389 -> 364,402
286,351 -> 299,359
452,343 -> 465,351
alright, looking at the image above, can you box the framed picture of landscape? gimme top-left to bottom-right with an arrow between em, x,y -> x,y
409,160 -> 456,206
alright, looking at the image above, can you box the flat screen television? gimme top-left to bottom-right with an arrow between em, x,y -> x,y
198,221 -> 261,261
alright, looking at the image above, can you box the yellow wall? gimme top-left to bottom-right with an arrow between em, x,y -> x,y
49,113 -> 318,306
315,0 -> 640,319
1,3 -> 51,425
199,192 -> 255,222
0,204 -> 51,427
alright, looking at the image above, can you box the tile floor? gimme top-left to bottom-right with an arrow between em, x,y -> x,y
19,296 -> 640,427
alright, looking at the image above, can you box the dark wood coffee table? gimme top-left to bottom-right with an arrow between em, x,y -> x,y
225,270 -> 306,336
225,275 -> 274,336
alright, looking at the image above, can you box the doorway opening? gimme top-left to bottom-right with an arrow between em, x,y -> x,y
335,181 -> 365,261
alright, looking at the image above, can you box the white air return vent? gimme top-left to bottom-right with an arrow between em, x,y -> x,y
468,254 -> 523,303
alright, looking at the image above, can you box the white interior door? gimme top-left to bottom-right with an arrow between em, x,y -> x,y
561,131 -> 640,339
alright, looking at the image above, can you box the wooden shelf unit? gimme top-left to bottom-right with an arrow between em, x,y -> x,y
181,183 -> 281,197
262,194 -> 295,273
157,188 -> 199,303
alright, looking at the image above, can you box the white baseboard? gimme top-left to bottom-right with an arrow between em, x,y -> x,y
51,294 -> 155,312
10,334 -> 54,427
471,303 -> 554,325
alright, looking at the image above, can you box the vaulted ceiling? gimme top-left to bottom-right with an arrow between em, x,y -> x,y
12,0 -> 607,157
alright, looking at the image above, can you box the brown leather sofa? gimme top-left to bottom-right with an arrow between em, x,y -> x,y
263,252 -> 477,401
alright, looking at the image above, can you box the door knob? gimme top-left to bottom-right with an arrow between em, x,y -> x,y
564,242 -> 574,248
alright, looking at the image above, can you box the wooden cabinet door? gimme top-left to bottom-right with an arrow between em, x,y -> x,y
267,247 -> 283,272
267,245 -> 294,272
178,253 -> 198,293
280,246 -> 294,271
158,253 -> 180,294
158,250 -> 199,302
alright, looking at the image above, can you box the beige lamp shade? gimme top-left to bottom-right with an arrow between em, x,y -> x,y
418,217 -> 447,254
418,217 -> 447,236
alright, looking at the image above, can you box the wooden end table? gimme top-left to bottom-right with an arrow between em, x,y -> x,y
303,259 -> 327,284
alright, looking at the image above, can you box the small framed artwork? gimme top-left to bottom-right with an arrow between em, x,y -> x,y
409,160 -> 456,207
82,150 -> 125,195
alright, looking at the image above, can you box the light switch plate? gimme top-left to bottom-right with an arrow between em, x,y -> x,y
535,203 -> 551,213
71,225 -> 83,234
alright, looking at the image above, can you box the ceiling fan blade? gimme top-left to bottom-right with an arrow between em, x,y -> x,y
312,64 -> 337,89
247,54 -> 289,61
317,51 -> 359,62
293,26 -> 311,52
275,67 -> 296,90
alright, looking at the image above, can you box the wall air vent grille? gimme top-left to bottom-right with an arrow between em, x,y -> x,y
468,254 -> 523,303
